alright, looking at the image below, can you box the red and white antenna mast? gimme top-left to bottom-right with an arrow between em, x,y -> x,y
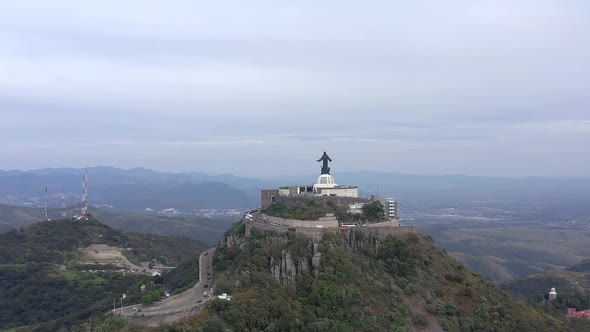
81,166 -> 88,216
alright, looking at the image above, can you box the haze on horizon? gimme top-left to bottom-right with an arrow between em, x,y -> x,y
1,1 -> 589,178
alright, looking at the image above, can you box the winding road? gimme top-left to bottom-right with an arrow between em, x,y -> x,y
117,247 -> 216,317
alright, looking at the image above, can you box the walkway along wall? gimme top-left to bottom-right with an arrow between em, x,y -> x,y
259,213 -> 339,228
274,195 -> 368,207
247,219 -> 416,241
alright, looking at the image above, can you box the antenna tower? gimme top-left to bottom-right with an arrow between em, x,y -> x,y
62,193 -> 67,218
43,185 -> 48,220
81,166 -> 88,216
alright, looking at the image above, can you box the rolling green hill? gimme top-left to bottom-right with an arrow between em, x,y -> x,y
0,216 -> 208,331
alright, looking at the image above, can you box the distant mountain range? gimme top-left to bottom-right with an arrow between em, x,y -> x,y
0,166 -> 258,212
1,166 -> 589,216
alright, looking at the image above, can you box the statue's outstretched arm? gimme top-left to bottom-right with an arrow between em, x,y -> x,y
317,158 -> 322,162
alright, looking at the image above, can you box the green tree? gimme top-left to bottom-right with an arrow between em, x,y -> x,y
361,201 -> 384,222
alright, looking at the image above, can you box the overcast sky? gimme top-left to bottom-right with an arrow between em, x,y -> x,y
1,1 -> 589,177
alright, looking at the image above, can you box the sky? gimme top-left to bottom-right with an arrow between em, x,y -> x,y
1,1 -> 589,178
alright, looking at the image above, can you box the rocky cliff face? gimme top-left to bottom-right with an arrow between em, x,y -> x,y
270,251 -> 306,284
222,234 -> 244,249
221,228 -> 399,286
269,241 -> 323,284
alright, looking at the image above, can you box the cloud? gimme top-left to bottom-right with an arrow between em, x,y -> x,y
0,1 -> 588,176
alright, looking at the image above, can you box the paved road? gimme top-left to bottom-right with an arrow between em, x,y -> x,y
117,247 -> 216,316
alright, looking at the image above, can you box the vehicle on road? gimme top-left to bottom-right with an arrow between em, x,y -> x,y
197,300 -> 203,303
204,252 -> 208,256
204,284 -> 209,288
204,291 -> 209,298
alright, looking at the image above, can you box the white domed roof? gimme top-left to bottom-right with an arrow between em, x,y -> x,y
550,287 -> 557,294
314,174 -> 336,188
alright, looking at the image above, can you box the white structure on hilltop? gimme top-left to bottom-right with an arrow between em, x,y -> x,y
549,287 -> 557,301
312,174 -> 358,197
382,198 -> 399,220
314,174 -> 336,189
274,152 -> 358,197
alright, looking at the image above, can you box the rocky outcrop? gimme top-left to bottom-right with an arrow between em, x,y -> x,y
223,234 -> 244,249
268,237 -> 321,285
270,251 -> 308,285
257,228 -> 416,287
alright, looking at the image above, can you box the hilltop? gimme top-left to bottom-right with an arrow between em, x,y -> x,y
0,216 -> 208,331
165,221 -> 572,331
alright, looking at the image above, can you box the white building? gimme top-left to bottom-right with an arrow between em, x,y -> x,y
382,198 -> 399,220
277,174 -> 359,198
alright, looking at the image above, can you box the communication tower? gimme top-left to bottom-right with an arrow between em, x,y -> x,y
43,185 -> 48,220
81,167 -> 88,215
62,193 -> 67,218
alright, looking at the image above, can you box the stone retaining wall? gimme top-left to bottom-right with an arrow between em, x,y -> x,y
249,219 -> 416,241
259,213 -> 338,228
274,195 -> 369,206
